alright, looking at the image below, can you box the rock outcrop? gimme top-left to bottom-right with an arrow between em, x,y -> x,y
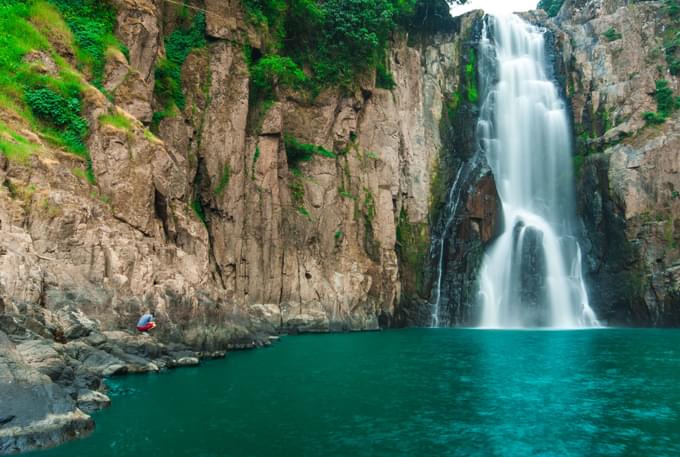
0,305 -> 229,454
538,0 -> 680,324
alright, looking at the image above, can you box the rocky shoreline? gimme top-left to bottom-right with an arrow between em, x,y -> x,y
0,305 -> 276,455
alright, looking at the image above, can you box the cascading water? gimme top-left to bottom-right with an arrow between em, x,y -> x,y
476,14 -> 599,328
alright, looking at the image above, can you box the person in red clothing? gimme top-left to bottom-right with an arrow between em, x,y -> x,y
136,311 -> 156,332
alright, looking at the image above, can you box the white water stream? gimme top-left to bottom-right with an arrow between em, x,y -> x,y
476,15 -> 599,328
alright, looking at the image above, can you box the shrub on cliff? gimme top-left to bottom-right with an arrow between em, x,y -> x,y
242,0 -> 467,95
153,11 -> 206,129
538,0 -> 564,17
47,0 -> 123,89
643,79 -> 680,125
250,55 -> 307,101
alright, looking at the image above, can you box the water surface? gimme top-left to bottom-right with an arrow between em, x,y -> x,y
32,329 -> 680,456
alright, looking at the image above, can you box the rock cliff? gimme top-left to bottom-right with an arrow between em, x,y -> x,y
538,0 -> 680,325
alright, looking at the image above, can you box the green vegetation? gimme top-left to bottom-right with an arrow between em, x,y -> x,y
400,0 -> 459,32
251,146 -> 261,179
214,164 -> 231,195
153,11 -> 206,129
0,0 -> 127,185
537,0 -> 564,17
25,86 -> 88,155
289,175 -> 306,214
662,1 -> 680,76
445,91 -> 461,119
572,153 -> 585,179
47,0 -> 123,89
603,27 -> 622,42
250,55 -> 306,102
338,187 -> 356,199
376,61 -> 396,89
283,134 -> 335,170
242,0 -> 466,100
191,197 -> 207,226
465,48 -> 478,103
642,79 -> 680,125
396,207 -> 429,293
362,188 -> 376,224
0,121 -> 38,164
99,113 -> 133,131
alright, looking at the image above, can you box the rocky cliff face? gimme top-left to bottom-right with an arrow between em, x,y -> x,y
0,1 -> 480,347
537,0 -> 680,325
0,2 -> 485,451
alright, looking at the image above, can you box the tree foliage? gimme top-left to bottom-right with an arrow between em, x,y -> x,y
154,12 -> 206,112
242,0 -> 467,95
537,0 -> 564,17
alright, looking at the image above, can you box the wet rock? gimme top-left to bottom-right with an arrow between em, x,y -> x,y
0,331 -> 93,454
76,390 -> 111,415
175,357 -> 199,367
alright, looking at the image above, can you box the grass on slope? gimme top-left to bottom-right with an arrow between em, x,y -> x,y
0,0 -> 123,183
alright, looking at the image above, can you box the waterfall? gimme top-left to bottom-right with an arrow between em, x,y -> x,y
430,165 -> 465,328
476,14 -> 599,328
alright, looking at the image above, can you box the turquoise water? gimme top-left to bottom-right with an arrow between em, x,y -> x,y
32,329 -> 680,457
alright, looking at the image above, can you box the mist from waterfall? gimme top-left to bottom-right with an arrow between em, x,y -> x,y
476,14 -> 599,328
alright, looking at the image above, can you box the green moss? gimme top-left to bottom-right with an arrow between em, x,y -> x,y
251,145 -> 260,179
191,197 -> 207,226
396,207 -> 429,294
214,164 -> 231,195
362,188 -> 376,223
573,153 -> 585,179
289,176 -> 305,207
338,187 -> 356,200
297,206 -> 310,218
664,217 -> 676,249
445,91 -> 460,119
465,48 -> 478,103
283,134 -> 335,169
143,128 -> 159,142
